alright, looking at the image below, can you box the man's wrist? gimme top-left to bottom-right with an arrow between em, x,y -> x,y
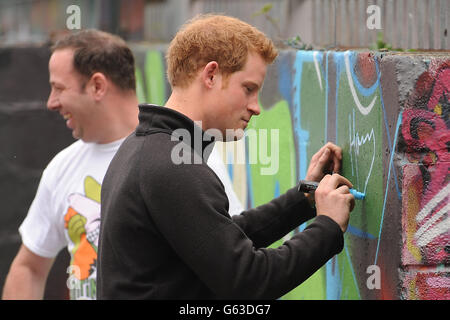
305,192 -> 316,209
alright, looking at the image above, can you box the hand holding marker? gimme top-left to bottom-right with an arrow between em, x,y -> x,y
298,180 -> 366,200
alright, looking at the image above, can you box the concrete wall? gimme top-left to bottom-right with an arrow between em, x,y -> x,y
240,50 -> 449,300
246,50 -> 449,299
399,57 -> 450,299
0,45 -> 448,299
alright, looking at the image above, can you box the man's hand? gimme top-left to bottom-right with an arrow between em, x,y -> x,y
314,174 -> 355,233
305,142 -> 343,181
304,142 -> 343,206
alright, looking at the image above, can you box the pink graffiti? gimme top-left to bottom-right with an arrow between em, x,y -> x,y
408,272 -> 450,300
401,61 -> 450,267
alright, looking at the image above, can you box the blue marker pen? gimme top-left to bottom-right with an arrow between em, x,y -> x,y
297,180 -> 366,200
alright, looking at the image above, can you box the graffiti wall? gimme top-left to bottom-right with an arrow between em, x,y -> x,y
132,47 -> 449,300
240,50 -> 403,300
399,59 -> 450,299
0,45 -> 448,299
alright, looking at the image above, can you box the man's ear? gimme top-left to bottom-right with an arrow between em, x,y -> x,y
201,61 -> 220,89
89,72 -> 108,100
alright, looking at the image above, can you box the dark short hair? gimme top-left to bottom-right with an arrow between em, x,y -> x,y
51,29 -> 136,91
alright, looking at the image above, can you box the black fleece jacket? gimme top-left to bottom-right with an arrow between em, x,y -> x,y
97,104 -> 344,300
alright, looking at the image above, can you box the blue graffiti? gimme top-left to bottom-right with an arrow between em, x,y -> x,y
292,50 -> 402,299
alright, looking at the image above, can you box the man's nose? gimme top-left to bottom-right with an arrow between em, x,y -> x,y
47,91 -> 60,111
248,98 -> 260,116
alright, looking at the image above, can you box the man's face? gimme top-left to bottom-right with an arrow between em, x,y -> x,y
207,52 -> 267,141
47,49 -> 98,142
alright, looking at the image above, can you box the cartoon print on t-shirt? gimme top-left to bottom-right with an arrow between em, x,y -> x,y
64,176 -> 101,299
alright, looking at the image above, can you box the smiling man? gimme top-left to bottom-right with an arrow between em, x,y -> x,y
97,14 -> 355,300
2,30 -> 139,300
47,44 -> 138,144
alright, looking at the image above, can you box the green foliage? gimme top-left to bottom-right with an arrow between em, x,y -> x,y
370,32 -> 408,52
252,2 -> 281,37
283,35 -> 314,51
253,3 -> 273,16
370,32 -> 392,50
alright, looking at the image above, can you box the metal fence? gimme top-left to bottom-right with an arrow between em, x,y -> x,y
316,0 -> 450,50
0,0 -> 449,50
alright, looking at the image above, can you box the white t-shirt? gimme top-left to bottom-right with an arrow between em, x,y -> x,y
207,147 -> 244,217
19,139 -> 243,300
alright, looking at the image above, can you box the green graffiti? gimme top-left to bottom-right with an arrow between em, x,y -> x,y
299,58 -> 327,154
134,50 -> 167,105
247,99 -> 297,207
135,67 -> 146,103
337,75 -> 383,238
332,61 -> 383,300
280,51 -> 384,300
284,56 -> 328,300
145,50 -> 166,106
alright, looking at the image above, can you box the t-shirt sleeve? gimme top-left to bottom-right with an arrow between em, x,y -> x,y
19,167 -> 67,258
206,146 -> 244,216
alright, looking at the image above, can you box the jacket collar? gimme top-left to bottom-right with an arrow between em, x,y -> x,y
136,104 -> 215,160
